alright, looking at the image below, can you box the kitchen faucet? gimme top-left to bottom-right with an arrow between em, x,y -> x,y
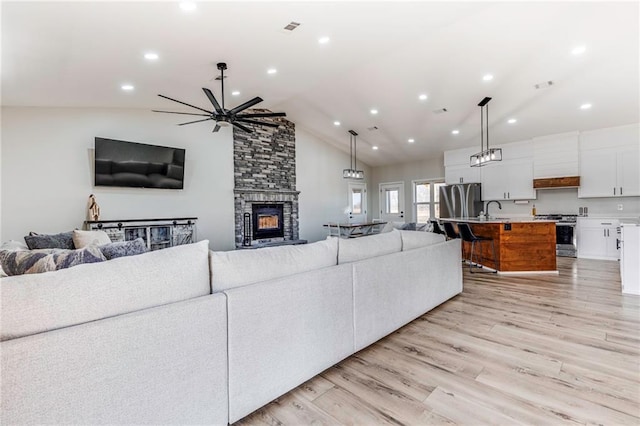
485,200 -> 502,218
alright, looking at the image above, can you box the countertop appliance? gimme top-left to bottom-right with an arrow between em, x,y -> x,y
620,223 -> 639,295
535,214 -> 577,257
439,183 -> 483,219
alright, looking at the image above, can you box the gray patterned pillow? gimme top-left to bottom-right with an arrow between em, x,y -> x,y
0,246 -> 106,276
24,231 -> 75,250
99,238 -> 148,260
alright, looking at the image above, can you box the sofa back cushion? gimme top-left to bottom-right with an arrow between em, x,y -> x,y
400,230 -> 446,251
0,240 -> 211,341
209,238 -> 338,292
337,228 -> 402,264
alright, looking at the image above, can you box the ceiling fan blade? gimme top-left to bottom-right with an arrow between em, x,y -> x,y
158,94 -> 213,114
178,118 -> 213,126
236,112 -> 287,118
228,97 -> 263,115
236,118 -> 279,128
152,110 -> 211,117
202,88 -> 224,114
213,124 -> 221,133
231,122 -> 253,133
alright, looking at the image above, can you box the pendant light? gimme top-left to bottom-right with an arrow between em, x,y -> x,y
343,130 -> 364,179
470,96 -> 502,167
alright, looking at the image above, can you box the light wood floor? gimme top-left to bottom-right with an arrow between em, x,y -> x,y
235,257 -> 640,425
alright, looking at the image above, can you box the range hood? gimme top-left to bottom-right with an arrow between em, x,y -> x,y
533,176 -> 580,189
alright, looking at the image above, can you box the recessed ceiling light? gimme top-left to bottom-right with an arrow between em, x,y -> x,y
483,74 -> 494,81
508,118 -> 517,124
267,68 -> 277,75
580,103 -> 592,110
144,52 -> 159,60
231,91 -> 240,96
370,109 -> 378,115
318,36 -> 330,44
408,138 -> 415,143
571,45 -> 586,55
333,121 -> 341,126
418,94 -> 428,101
179,2 -> 197,12
451,129 -> 460,135
121,84 -> 134,91
372,146 -> 379,150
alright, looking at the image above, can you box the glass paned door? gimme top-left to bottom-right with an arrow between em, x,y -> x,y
348,182 -> 367,223
379,182 -> 405,223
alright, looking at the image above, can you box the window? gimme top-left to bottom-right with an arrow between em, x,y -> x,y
413,180 -> 445,222
385,189 -> 399,214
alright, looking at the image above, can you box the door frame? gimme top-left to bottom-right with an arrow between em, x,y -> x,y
347,182 -> 367,224
379,181 -> 405,223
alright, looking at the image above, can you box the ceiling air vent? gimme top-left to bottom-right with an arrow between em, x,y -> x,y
367,126 -> 379,131
534,80 -> 554,89
432,108 -> 448,114
283,21 -> 301,31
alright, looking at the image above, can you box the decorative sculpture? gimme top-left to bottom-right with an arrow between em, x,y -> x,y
88,194 -> 101,221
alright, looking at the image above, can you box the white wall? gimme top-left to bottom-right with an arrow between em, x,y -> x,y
296,127 -> 371,242
1,107 -> 363,249
370,156 -> 445,222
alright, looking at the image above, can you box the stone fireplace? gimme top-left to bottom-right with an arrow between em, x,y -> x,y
233,112 -> 299,248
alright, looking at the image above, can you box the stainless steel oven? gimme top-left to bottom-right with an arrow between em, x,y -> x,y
535,214 -> 577,257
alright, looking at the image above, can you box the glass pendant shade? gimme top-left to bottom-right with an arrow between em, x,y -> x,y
343,130 -> 364,179
470,97 -> 502,167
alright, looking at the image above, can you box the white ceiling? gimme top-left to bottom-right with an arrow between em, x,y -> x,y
2,1 -> 638,167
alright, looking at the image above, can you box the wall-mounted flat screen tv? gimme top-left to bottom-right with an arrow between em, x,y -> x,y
94,137 -> 185,189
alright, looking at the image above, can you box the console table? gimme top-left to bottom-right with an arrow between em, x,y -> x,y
85,217 -> 197,251
323,222 -> 387,238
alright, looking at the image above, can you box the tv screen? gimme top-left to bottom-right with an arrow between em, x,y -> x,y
94,137 -> 185,189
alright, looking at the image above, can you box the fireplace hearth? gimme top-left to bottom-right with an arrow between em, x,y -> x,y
252,204 -> 284,240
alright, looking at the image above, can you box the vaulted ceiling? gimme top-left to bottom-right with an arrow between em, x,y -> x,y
2,1 -> 638,166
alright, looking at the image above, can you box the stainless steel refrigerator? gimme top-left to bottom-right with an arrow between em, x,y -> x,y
439,183 -> 483,218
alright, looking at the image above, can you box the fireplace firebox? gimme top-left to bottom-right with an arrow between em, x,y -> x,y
252,204 -> 284,240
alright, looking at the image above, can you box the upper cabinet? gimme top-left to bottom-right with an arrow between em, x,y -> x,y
444,146 -> 480,184
533,132 -> 579,178
481,158 -> 535,201
578,124 -> 640,198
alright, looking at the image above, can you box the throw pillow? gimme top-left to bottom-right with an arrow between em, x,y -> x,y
99,238 -> 148,260
401,222 -> 417,231
72,229 -> 112,248
24,231 -> 75,250
0,246 -> 106,276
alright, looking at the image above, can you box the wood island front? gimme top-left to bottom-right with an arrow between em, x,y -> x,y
442,219 -> 557,273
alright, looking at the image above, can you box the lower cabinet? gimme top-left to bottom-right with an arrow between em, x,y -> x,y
577,218 -> 620,260
85,217 -> 197,251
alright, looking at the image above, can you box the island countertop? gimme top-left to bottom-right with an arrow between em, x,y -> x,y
441,217 -> 557,224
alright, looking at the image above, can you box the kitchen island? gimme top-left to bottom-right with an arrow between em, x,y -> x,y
441,218 -> 557,273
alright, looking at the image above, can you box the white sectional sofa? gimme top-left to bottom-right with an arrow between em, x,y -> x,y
0,229 -> 462,425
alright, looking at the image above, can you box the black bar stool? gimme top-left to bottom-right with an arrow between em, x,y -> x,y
456,223 -> 498,274
442,222 -> 459,240
430,220 -> 445,235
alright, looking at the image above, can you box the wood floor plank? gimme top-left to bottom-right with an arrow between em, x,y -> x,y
232,257 -> 640,425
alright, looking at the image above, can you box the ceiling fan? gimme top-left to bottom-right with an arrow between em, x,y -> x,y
153,62 -> 286,133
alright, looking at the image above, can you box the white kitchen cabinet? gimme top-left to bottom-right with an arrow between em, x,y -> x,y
620,224 -> 640,295
445,164 -> 480,184
481,159 -> 536,201
533,132 -> 579,178
577,218 -> 620,260
579,124 -> 640,198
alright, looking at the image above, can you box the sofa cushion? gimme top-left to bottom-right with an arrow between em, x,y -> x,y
209,237 -> 338,292
0,246 -> 106,276
24,231 -> 75,250
72,229 -> 112,248
400,230 -> 446,251
337,228 -> 402,264
0,240 -> 211,341
99,238 -> 148,260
